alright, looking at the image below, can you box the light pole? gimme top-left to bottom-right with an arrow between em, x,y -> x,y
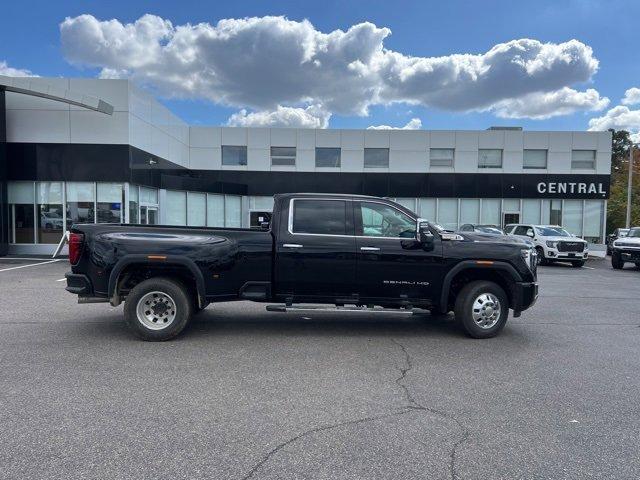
626,142 -> 638,228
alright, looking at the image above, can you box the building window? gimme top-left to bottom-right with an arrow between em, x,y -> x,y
292,199 -> 347,235
225,195 -> 242,227
364,148 -> 389,168
571,150 -> 596,169
549,199 -> 562,225
478,149 -> 503,168
187,192 -> 206,227
129,185 -> 139,224
36,182 -> 64,244
8,182 -> 35,244
66,182 -> 95,225
521,199 -> 541,224
271,147 -> 296,166
438,198 -> 459,231
523,149 -> 547,169
315,147 -> 341,168
418,198 -> 436,221
430,148 -> 454,167
166,190 -> 187,225
563,200 -> 583,236
481,199 -> 501,225
207,194 -> 225,227
460,199 -> 480,225
584,200 -> 604,243
222,145 -> 247,166
96,183 -> 123,223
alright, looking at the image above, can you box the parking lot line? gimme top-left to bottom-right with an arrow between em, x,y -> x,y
0,259 -> 61,273
56,278 -> 66,282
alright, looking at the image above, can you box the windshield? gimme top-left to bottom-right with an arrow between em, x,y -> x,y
476,226 -> 504,235
628,228 -> 640,238
619,229 -> 630,237
537,226 -> 571,237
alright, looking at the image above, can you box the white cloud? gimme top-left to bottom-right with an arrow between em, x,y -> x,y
0,61 -> 35,77
227,104 -> 330,128
367,118 -> 422,130
622,87 -> 640,106
492,87 -> 609,119
588,105 -> 640,139
60,14 -> 604,122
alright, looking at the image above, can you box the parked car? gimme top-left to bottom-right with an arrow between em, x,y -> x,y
606,228 -> 630,255
506,224 -> 588,267
458,224 -> 504,234
40,211 -> 64,229
610,227 -> 640,269
60,193 -> 538,341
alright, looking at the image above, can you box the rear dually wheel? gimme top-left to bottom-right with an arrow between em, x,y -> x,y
124,277 -> 193,341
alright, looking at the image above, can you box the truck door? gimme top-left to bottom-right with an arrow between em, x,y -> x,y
354,200 -> 443,304
275,198 -> 357,301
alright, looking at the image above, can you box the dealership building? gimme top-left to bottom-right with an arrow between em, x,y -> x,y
0,76 -> 612,256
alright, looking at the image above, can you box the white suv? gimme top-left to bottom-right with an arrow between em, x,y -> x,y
506,224 -> 589,267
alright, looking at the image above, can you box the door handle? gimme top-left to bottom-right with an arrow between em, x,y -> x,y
360,246 -> 380,251
282,243 -> 303,248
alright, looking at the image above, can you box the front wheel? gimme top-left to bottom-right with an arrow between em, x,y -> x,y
454,281 -> 509,339
611,253 -> 624,270
124,277 -> 193,341
535,247 -> 547,266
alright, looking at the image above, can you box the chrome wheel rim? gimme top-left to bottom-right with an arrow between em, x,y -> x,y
136,291 -> 177,330
471,293 -> 501,329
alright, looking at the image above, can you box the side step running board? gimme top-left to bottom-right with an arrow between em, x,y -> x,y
266,304 -> 424,315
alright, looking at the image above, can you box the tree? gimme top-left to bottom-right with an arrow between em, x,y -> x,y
606,129 -> 640,233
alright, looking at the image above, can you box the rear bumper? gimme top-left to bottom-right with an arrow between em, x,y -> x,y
513,281 -> 538,313
65,272 -> 93,295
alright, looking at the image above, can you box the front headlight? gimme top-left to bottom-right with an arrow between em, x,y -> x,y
546,240 -> 558,248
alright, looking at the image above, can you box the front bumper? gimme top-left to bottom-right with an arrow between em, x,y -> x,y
513,281 -> 538,314
613,247 -> 640,262
545,248 -> 588,260
65,272 -> 93,295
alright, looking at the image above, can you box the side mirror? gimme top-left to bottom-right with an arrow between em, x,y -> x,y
416,219 -> 434,246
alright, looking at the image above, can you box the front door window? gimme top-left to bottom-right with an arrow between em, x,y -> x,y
359,202 -> 415,238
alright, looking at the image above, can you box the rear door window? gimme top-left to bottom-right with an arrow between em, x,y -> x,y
291,199 -> 348,235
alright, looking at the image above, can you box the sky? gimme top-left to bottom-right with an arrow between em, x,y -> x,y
1,0 -> 640,138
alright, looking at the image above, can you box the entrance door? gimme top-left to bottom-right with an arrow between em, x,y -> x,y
140,206 -> 158,225
503,212 -> 520,229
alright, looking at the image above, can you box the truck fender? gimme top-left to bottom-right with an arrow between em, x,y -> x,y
438,260 -> 523,313
108,254 -> 207,307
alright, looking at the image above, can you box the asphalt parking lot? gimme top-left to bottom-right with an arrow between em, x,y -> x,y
1,256 -> 639,480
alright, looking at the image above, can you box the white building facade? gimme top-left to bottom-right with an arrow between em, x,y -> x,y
0,77 -> 612,255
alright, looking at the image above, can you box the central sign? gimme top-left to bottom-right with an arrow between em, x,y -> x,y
536,182 -> 607,196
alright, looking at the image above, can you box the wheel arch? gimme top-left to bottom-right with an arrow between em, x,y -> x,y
439,261 -> 523,313
108,254 -> 206,308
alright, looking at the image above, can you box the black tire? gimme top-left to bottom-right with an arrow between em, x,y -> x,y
535,247 -> 547,266
454,280 -> 509,339
606,246 -> 611,256
635,262 -> 640,269
611,253 -> 624,270
124,277 -> 192,341
571,260 -> 585,268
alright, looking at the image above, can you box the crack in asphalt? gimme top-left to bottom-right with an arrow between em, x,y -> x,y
239,409 -> 413,480
391,339 -> 470,480
239,339 -> 469,480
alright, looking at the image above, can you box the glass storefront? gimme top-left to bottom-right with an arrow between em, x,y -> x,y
6,181 -> 608,245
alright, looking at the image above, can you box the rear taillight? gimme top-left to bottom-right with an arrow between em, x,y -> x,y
68,232 -> 84,265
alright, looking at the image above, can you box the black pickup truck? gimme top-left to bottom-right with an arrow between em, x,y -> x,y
64,193 -> 538,340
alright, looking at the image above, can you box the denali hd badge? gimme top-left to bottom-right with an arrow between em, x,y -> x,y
383,280 -> 430,286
